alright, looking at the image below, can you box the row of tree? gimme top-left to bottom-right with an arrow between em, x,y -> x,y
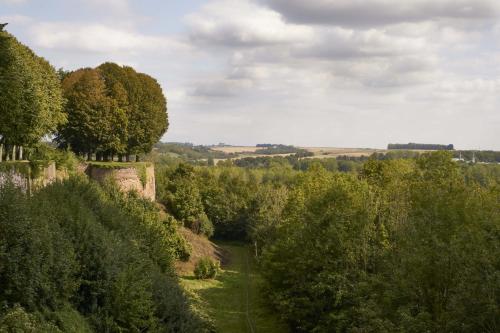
58,63 -> 168,161
0,27 -> 65,162
0,28 -> 168,163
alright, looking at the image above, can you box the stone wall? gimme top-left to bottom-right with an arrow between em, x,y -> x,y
86,164 -> 156,201
0,162 -> 57,193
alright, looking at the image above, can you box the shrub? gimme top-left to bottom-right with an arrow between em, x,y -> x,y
0,177 -> 212,332
187,214 -> 214,238
194,257 -> 220,280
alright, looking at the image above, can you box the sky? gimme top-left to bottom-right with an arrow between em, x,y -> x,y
1,0 -> 500,149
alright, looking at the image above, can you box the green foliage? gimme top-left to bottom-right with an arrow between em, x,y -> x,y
0,305 -> 63,333
187,213 -> 214,238
57,63 -> 168,159
0,177 -> 211,332
87,161 -> 150,169
27,142 -> 79,172
0,30 -> 65,147
194,257 -> 220,280
138,164 -> 148,187
154,142 -> 234,162
247,184 -> 288,253
99,63 -> 168,156
254,144 -> 307,155
57,68 -> 128,158
257,152 -> 500,332
160,163 -> 205,225
152,151 -> 500,332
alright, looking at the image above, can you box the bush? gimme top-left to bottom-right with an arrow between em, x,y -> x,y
0,177 -> 212,332
27,142 -> 80,172
194,257 -> 220,280
0,305 -> 61,332
187,214 -> 214,238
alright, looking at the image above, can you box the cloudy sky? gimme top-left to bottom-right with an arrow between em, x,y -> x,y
1,0 -> 500,149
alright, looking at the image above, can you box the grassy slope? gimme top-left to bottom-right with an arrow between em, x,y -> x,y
181,243 -> 288,333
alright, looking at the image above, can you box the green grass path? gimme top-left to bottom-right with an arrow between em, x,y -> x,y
181,243 -> 288,333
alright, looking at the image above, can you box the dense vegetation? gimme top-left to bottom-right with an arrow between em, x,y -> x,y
0,177 -> 212,332
155,152 -> 500,332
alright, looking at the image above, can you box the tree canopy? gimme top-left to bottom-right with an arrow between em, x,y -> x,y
58,63 -> 168,160
0,29 -> 65,148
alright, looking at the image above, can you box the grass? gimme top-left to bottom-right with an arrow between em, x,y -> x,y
86,161 -> 151,169
181,242 -> 288,333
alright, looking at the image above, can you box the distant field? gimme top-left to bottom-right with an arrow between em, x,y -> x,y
211,146 -> 264,154
211,146 -> 384,158
302,147 -> 384,158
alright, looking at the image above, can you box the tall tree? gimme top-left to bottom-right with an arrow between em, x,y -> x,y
0,29 -> 65,160
57,68 -> 127,159
98,63 -> 168,160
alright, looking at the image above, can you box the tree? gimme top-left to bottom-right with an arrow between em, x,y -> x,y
0,29 -> 65,161
57,68 -> 128,159
57,63 -> 167,161
98,63 -> 168,160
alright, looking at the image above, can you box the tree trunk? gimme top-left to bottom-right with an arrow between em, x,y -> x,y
135,155 -> 139,162
19,146 -> 23,160
0,144 -> 3,163
126,154 -> 131,162
111,153 -> 115,162
118,154 -> 123,162
27,166 -> 32,197
11,145 -> 16,161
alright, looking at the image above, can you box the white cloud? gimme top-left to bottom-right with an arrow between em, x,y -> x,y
260,0 -> 500,26
30,22 -> 190,54
175,0 -> 500,149
83,0 -> 131,14
186,0 -> 313,47
4,0 -> 499,149
0,15 -> 32,25
0,0 -> 27,5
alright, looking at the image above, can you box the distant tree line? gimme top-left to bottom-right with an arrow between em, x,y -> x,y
388,143 -> 454,150
154,142 -> 235,161
255,144 -> 310,155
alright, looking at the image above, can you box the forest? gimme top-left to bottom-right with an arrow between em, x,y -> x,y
155,152 -> 500,332
1,24 -> 500,333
